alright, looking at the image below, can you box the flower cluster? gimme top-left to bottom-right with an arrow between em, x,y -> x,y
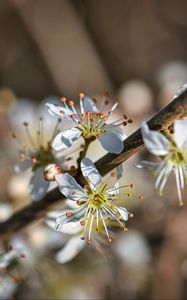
136,120 -> 187,205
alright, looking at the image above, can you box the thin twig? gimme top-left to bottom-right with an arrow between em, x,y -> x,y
0,88 -> 187,239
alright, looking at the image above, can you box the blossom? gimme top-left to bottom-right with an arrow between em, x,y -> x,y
13,117 -> 65,201
0,245 -> 26,299
136,121 -> 187,205
46,93 -> 132,154
52,158 -> 133,245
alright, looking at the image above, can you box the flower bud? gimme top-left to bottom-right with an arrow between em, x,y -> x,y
43,164 -> 63,181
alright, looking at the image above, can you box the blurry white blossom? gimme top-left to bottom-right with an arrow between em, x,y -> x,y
136,118 -> 187,205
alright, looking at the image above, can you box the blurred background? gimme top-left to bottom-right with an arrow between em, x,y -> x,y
0,0 -> 187,299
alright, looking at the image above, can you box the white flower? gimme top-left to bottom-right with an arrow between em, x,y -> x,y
136,121 -> 187,205
52,158 -> 133,245
13,117 -> 65,201
46,93 -> 131,154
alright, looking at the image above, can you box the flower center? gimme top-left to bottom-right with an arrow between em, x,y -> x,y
168,147 -> 186,166
31,145 -> 57,171
77,112 -> 107,139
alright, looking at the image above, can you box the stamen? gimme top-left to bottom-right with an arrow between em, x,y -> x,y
66,211 -> 72,218
23,122 -> 36,148
60,97 -> 66,102
99,209 -> 110,240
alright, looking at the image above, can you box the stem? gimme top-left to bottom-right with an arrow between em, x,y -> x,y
76,137 -> 95,168
0,87 -> 187,239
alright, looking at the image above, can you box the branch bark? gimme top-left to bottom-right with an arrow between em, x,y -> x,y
0,88 -> 187,239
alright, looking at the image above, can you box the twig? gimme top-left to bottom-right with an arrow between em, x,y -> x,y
0,88 -> 187,239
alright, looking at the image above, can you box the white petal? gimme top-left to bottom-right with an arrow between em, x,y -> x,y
59,221 -> 82,234
174,119 -> 187,148
116,207 -> 129,221
141,123 -> 169,156
28,168 -> 49,201
65,199 -> 80,209
14,158 -> 32,173
52,127 -> 81,151
56,207 -> 86,229
81,158 -> 102,189
55,235 -> 85,264
106,125 -> 126,141
98,132 -> 124,154
83,97 -> 98,112
135,160 -> 160,172
55,173 -> 87,201
46,211 -> 64,230
45,103 -> 73,118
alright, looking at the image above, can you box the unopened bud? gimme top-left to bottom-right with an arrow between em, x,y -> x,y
43,164 -> 63,181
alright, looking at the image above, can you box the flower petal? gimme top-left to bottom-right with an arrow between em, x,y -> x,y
174,119 -> 187,148
83,97 -> 98,112
52,127 -> 81,151
65,199 -> 80,209
81,158 -> 102,189
106,125 -> 126,141
55,235 -> 85,264
141,123 -> 169,156
55,173 -> 87,201
59,221 -> 82,234
116,207 -> 129,221
135,160 -> 160,172
28,167 -> 50,201
98,131 -> 124,154
56,206 -> 86,229
45,103 -> 73,119
14,158 -> 32,173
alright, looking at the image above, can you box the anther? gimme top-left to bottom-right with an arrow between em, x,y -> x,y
60,97 -> 66,102
92,98 -> 97,103
79,92 -> 85,99
179,201 -> 184,207
80,236 -> 86,240
129,213 -> 134,218
138,195 -> 144,200
105,100 -> 110,105
80,220 -> 85,226
108,238 -> 112,243
66,211 -> 72,218
12,133 -> 17,139
23,122 -> 28,126
32,158 -> 38,164
8,245 -> 13,251
124,227 -> 128,232
111,171 -> 116,177
123,121 -> 127,126
87,240 -> 92,245
128,119 -> 133,124
60,110 -> 65,114
20,253 -> 26,258
69,100 -> 74,106
130,183 -> 134,188
123,114 -> 128,120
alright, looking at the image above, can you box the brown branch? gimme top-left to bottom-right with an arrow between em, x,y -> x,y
0,88 -> 187,239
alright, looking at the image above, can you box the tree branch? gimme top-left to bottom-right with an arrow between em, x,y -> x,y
0,88 -> 187,239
